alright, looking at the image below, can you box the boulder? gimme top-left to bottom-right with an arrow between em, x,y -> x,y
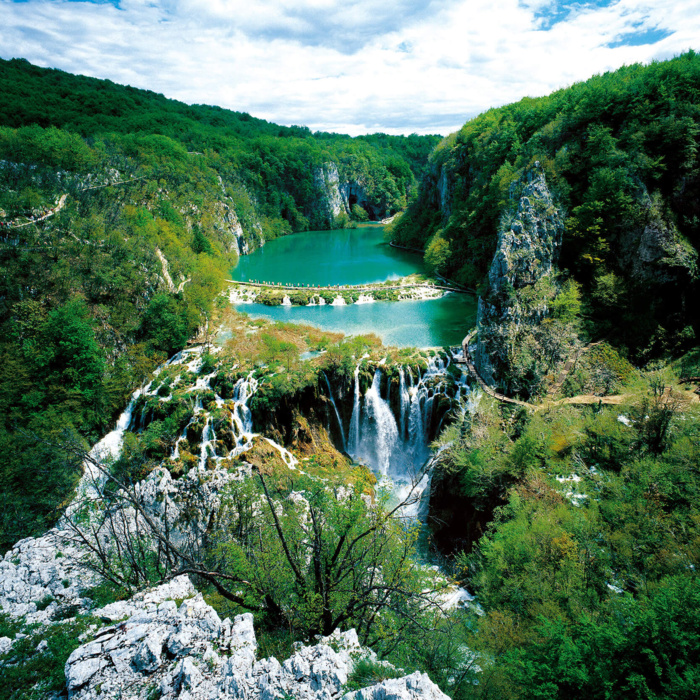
64,577 -> 449,700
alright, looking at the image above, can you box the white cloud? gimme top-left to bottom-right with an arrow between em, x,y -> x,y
0,0 -> 698,136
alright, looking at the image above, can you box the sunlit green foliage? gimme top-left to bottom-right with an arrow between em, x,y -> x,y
393,51 -> 700,358
0,58 -> 438,550
435,376 -> 700,698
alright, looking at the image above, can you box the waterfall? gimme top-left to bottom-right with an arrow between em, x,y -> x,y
393,442 -> 452,520
262,437 -> 298,470
399,367 -> 409,440
229,372 -> 259,456
322,372 -> 346,452
76,384 -> 149,500
356,369 -> 399,476
407,385 -> 426,467
73,348 -> 207,500
77,345 -> 467,518
348,362 -> 362,455
344,353 -> 461,502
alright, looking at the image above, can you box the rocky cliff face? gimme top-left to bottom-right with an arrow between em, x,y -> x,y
618,190 -> 698,287
485,169 -> 563,292
213,200 -> 264,256
312,163 -> 387,224
314,163 -> 349,222
59,576 -> 448,700
474,167 -> 565,388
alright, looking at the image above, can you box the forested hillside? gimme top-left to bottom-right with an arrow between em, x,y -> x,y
381,51 -> 700,698
0,57 -> 439,549
391,51 -> 700,362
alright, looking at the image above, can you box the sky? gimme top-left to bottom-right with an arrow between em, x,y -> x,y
0,0 -> 698,136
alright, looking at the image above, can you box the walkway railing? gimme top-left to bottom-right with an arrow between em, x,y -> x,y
226,280 -> 466,293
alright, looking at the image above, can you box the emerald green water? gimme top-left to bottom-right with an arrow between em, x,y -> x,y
230,226 -> 476,348
232,224 -> 422,286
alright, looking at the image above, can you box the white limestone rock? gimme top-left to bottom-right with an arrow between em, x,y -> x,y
63,576 -> 447,700
314,163 -> 349,221
342,671 -> 451,700
0,529 -> 94,624
0,636 -> 12,655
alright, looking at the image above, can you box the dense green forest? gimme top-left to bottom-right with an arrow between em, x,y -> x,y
391,51 -> 700,362
0,57 -> 439,550
426,359 -> 700,699
385,55 -> 700,697
2,53 -> 700,700
0,57 -> 439,230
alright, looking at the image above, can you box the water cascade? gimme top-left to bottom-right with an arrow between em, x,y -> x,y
108,348 -> 288,478
71,348 -> 206,503
322,372 -> 346,451
345,354 -> 461,510
348,362 -> 362,455
90,346 -> 468,521
228,372 -> 259,456
355,368 -> 399,475
398,367 -> 409,440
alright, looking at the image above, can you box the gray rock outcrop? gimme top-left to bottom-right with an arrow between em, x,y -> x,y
619,199 -> 698,286
0,464 -> 238,626
215,175 -> 265,256
344,672 -> 450,700
64,576 -> 450,700
474,167 -> 565,388
0,529 -> 95,624
313,163 -> 382,224
484,167 -> 563,298
315,163 -> 350,221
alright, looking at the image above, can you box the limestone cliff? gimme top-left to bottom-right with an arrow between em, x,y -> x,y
312,162 -> 394,225
60,576 -> 449,700
474,166 -> 568,393
314,162 -> 350,223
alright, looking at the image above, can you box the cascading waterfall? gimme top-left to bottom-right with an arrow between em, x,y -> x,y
87,344 -> 469,522
347,361 -> 362,455
199,417 -> 212,470
344,353 -> 461,494
75,385 -> 149,502
229,371 -> 258,454
407,385 -> 426,467
357,369 -> 399,475
398,367 -> 409,440
76,345 -> 301,489
322,372 -> 346,452
73,347 -> 204,501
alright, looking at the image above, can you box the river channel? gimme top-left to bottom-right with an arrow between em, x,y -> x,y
231,225 -> 477,347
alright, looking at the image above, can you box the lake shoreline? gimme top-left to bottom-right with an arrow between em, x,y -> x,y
228,225 -> 476,346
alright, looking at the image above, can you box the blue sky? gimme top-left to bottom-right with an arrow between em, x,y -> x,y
0,0 -> 697,135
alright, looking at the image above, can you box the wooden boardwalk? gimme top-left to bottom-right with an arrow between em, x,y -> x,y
457,331 -> 534,408
227,279 -> 464,294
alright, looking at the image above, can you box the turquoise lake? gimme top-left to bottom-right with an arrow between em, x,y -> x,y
230,225 -> 477,348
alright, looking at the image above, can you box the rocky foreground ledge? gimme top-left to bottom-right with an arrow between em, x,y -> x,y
0,559 -> 449,700
62,575 -> 448,700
